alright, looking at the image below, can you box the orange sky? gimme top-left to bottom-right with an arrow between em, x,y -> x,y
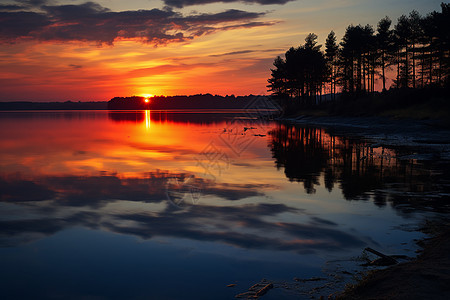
0,0 -> 442,101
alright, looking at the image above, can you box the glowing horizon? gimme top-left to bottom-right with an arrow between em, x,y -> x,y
0,0 -> 441,102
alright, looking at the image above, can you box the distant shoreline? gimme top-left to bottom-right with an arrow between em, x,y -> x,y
0,94 -> 274,111
0,101 -> 108,111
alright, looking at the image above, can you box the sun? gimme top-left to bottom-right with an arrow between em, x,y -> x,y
141,93 -> 153,103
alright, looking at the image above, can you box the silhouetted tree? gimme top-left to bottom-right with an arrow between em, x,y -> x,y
409,10 -> 422,89
339,25 -> 372,94
433,3 -> 450,86
362,25 -> 376,94
377,17 -> 393,91
267,56 -> 289,100
268,3 -> 449,110
268,33 -> 327,107
325,31 -> 339,100
394,14 -> 412,88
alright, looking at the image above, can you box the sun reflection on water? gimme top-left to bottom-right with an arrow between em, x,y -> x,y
145,110 -> 151,129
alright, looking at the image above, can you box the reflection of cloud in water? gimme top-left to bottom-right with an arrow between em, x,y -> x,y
0,172 -> 366,253
0,171 -> 271,207
108,204 -> 365,254
0,212 -> 100,247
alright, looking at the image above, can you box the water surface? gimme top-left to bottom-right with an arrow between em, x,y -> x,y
0,110 -> 448,299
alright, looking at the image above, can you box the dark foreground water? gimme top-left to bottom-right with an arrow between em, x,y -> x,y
0,110 -> 449,299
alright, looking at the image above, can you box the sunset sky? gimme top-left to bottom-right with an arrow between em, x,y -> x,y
0,0 -> 442,101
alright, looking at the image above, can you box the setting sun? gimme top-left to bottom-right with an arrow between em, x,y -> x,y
142,93 -> 153,103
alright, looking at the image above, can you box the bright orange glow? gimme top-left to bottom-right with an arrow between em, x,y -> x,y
0,2 -> 438,101
145,110 -> 151,129
144,98 -> 149,103
0,111 -> 271,180
0,37 -> 275,101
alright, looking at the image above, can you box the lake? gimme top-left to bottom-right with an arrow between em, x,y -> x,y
0,110 -> 448,299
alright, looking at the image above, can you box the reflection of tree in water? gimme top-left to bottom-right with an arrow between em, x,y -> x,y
270,125 -> 329,194
269,124 -> 448,211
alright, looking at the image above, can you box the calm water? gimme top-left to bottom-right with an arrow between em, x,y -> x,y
0,110 -> 448,299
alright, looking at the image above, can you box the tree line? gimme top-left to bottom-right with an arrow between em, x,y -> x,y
267,3 -> 449,108
107,94 -> 265,109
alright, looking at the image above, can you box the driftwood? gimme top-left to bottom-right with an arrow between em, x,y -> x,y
235,281 -> 273,299
364,247 -> 398,266
293,277 -> 325,282
255,283 -> 273,297
235,292 -> 253,298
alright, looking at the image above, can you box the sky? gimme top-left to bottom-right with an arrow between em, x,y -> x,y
0,0 -> 443,101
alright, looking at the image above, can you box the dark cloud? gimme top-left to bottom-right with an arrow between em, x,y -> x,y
68,64 -> 82,69
0,2 -> 273,45
210,50 -> 256,57
0,1 -> 48,11
164,0 -> 294,9
0,5 -> 26,11
0,11 -> 51,41
16,0 -> 49,7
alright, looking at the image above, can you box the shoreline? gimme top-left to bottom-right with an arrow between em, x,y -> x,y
277,114 -> 450,160
275,114 -> 450,299
336,220 -> 450,299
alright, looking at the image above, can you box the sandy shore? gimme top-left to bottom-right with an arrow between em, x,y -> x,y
336,223 -> 450,300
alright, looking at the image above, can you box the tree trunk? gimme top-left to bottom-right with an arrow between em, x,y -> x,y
370,54 -> 374,93
363,54 -> 366,92
382,51 -> 386,91
412,43 -> 416,88
429,39 -> 433,85
397,49 -> 400,87
405,44 -> 409,87
421,46 -> 424,87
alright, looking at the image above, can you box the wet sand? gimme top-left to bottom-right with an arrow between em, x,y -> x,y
337,224 -> 450,300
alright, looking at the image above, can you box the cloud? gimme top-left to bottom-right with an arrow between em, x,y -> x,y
68,64 -> 82,69
0,11 -> 51,41
127,63 -> 203,77
0,2 -> 274,45
0,0 -> 48,11
0,5 -> 26,11
210,50 -> 256,57
164,0 -> 294,9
